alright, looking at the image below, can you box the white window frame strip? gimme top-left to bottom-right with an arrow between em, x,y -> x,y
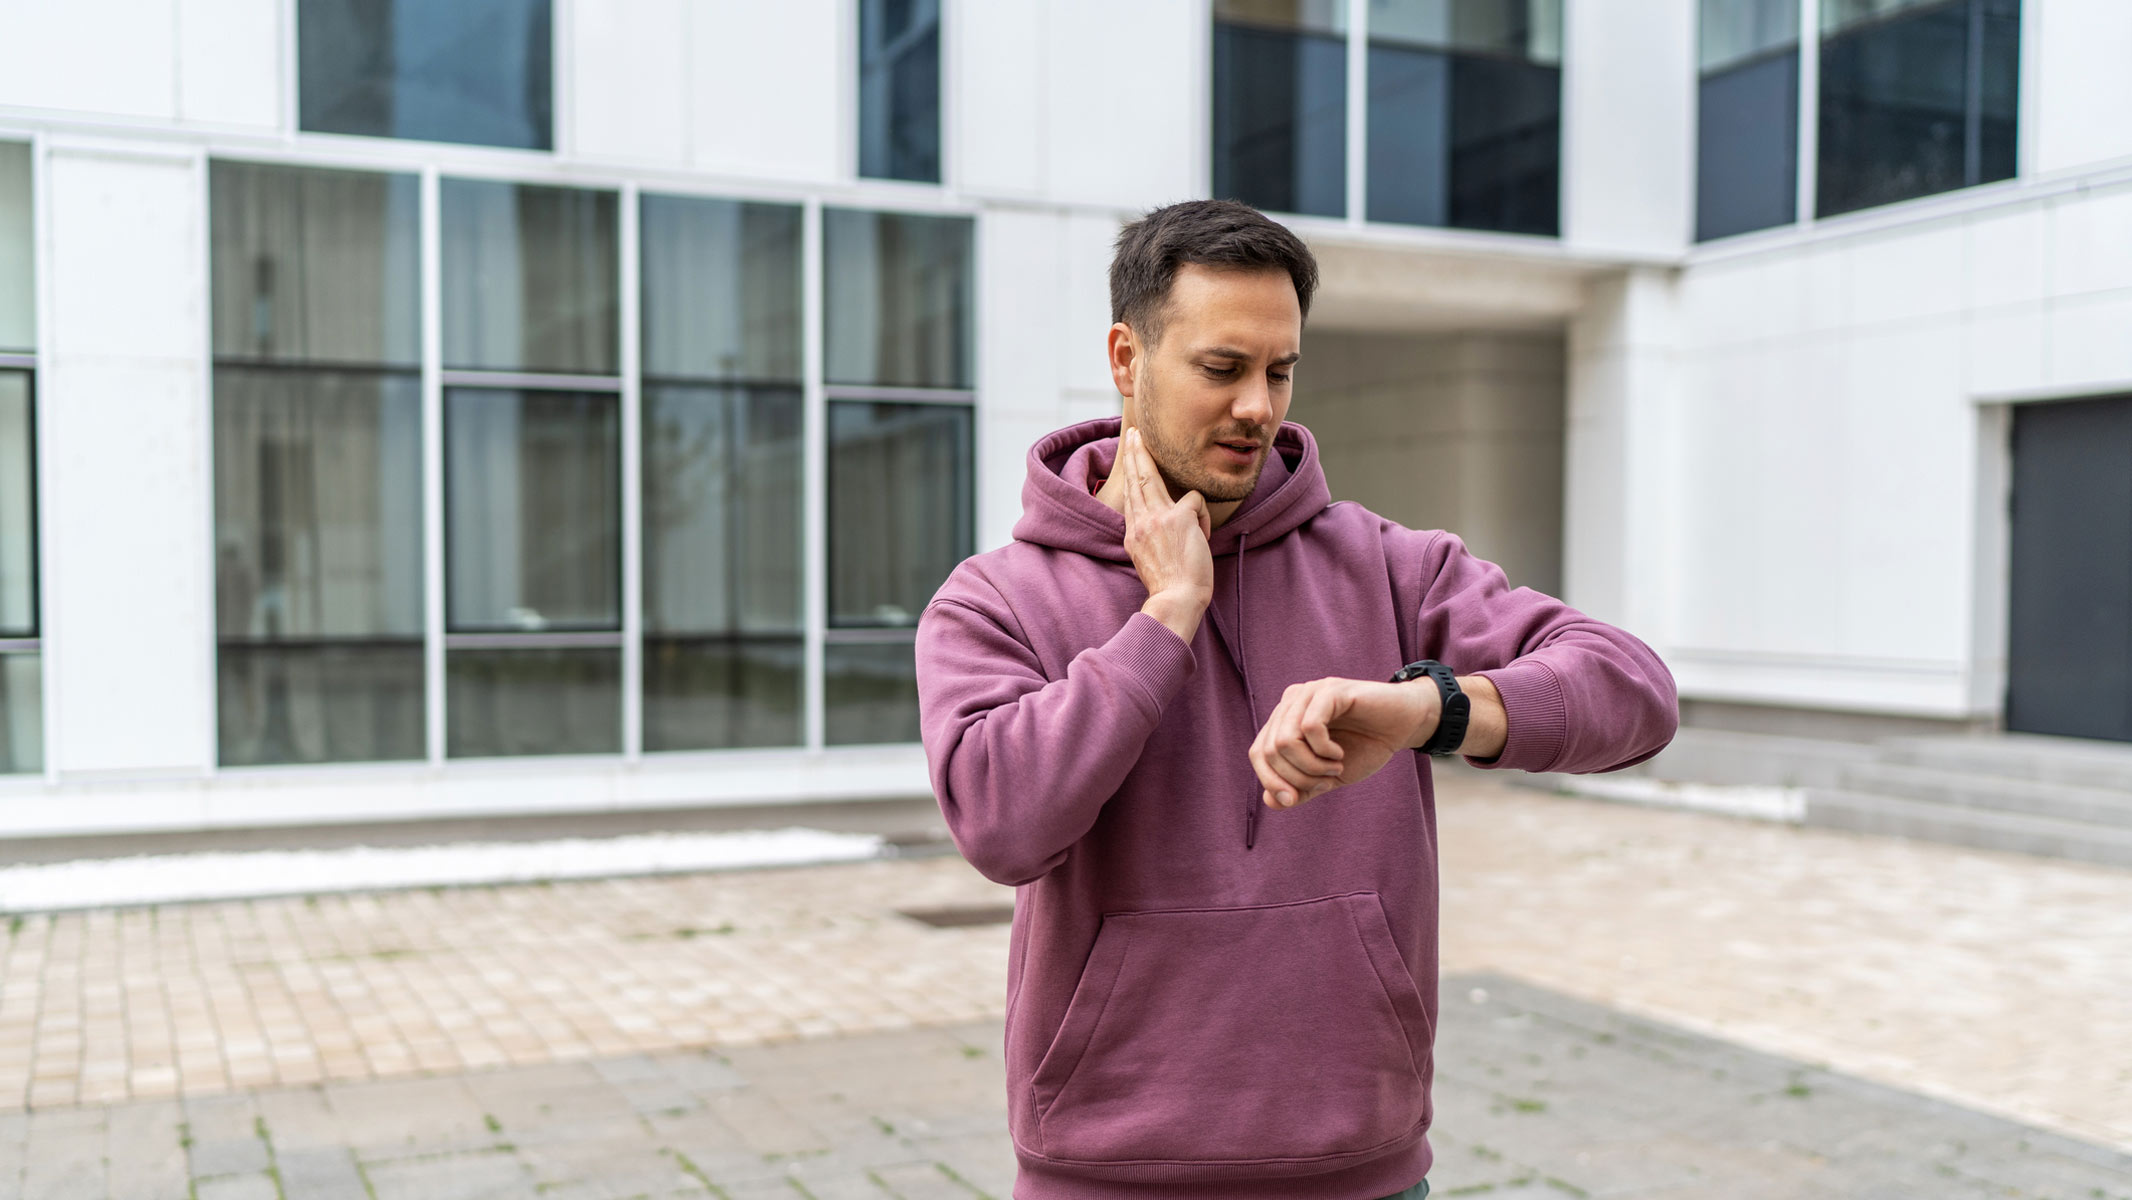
29,129 -> 53,784
420,166 -> 447,765
1344,0 -> 1368,227
1795,0 -> 1820,228
802,199 -> 828,752
618,181 -> 644,760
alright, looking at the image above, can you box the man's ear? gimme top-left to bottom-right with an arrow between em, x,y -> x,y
1106,322 -> 1139,401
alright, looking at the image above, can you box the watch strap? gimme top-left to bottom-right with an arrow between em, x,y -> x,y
1390,659 -> 1470,756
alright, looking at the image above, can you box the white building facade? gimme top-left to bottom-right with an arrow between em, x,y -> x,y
0,0 -> 2127,839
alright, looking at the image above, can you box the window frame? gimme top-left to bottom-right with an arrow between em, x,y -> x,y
200,145 -> 979,771
0,136 -> 43,778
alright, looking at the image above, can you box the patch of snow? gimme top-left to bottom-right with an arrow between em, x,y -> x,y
0,827 -> 887,913
1551,776 -> 1808,824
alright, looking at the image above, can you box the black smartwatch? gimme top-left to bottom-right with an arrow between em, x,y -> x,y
1390,659 -> 1469,756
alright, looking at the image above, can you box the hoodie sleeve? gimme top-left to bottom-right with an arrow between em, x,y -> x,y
1400,526 -> 1678,775
916,580 -> 1198,886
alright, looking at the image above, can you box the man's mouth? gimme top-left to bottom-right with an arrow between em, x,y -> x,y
1213,439 -> 1263,465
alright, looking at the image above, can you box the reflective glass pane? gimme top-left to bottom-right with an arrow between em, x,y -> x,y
298,0 -> 553,150
1369,0 -> 1563,63
447,647 -> 619,757
829,401 -> 972,629
1822,0 -> 1944,35
1701,0 -> 1799,71
0,142 -> 31,353
824,210 -> 973,389
0,373 -> 32,637
1216,0 -> 1350,34
1371,45 -> 1559,234
645,385 -> 801,636
210,162 -> 420,367
214,368 -> 423,641
640,195 -> 801,384
825,639 -> 919,746
0,653 -> 39,775
1213,21 -> 1348,218
645,636 -> 802,751
443,179 -> 618,374
217,641 -> 423,766
447,389 -> 619,632
1697,48 -> 1800,239
858,0 -> 941,183
1817,0 -> 2018,217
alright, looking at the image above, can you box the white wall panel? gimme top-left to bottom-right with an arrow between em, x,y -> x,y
1962,305 -> 2045,397
571,0 -> 689,165
177,0 -> 282,129
689,0 -> 842,183
0,0 -> 178,120
43,149 -> 212,776
2028,0 -> 2132,176
1043,0 -> 1201,211
2045,290 -> 2132,392
1060,212 -> 1120,395
2047,184 -> 2132,300
955,0 -> 1044,197
1963,207 -> 2049,310
1844,218 -> 1968,328
1560,0 -> 1693,257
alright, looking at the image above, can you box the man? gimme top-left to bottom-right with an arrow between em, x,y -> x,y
914,200 -> 1677,1200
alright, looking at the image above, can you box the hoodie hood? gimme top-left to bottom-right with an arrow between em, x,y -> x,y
1012,416 -> 1332,561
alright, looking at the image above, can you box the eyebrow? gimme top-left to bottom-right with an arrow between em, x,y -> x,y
1198,346 -> 1302,367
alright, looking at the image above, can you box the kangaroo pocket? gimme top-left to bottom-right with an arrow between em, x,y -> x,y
1029,891 -> 1431,1168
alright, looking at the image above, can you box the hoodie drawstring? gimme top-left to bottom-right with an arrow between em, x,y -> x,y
1239,527 -> 1261,851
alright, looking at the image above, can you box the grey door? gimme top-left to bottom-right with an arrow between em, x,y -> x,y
2006,394 -> 2132,741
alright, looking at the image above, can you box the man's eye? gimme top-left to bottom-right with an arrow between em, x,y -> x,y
1201,365 -> 1237,379
1269,373 -> 1291,384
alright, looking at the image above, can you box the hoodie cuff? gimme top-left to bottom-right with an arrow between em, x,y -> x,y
1465,659 -> 1568,774
1106,611 -> 1200,718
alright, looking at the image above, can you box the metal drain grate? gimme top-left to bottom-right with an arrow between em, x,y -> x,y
897,903 -> 1015,928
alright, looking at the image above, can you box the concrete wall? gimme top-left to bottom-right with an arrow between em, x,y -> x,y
1301,330 -> 1567,598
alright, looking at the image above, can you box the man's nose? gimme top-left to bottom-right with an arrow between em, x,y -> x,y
1233,379 -> 1274,425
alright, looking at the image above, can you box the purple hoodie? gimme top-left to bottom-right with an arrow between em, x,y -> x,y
915,417 -> 1677,1199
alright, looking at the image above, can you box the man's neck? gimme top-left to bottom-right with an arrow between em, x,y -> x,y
1093,472 -> 1245,529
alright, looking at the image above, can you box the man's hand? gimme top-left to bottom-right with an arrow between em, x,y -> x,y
1249,677 -> 1440,809
1119,426 -> 1213,643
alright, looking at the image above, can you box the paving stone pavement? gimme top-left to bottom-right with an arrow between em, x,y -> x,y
1,973 -> 2127,1199
0,774 -> 2127,1196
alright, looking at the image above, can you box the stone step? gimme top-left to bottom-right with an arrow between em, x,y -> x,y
1877,733 -> 2132,792
1632,727 -> 1877,790
1804,789 -> 2132,869
1837,761 -> 2132,829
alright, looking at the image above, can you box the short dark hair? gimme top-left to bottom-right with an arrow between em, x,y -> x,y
1109,199 -> 1318,344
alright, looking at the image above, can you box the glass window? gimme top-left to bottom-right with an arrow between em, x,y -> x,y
826,401 -> 971,746
1816,0 -> 2020,218
824,209 -> 973,389
858,0 -> 942,183
210,162 -> 424,767
641,192 -> 805,752
828,402 -> 972,630
1697,0 -> 1800,240
0,142 -> 31,353
298,0 -> 553,151
445,389 -> 619,633
643,385 -> 804,751
442,179 -> 618,375
1365,0 -> 1561,234
640,196 -> 802,385
1213,15 -> 1349,218
446,647 -> 618,757
0,371 -> 36,776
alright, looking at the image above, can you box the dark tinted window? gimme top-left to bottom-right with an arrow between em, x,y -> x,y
299,0 -> 553,151
1213,20 -> 1349,218
858,0 -> 941,183
1816,0 -> 2019,218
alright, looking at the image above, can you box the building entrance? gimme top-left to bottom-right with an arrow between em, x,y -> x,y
2006,393 -> 2132,742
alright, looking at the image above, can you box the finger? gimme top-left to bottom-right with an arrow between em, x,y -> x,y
1129,431 -> 1167,513
1299,686 -> 1345,764
1180,490 -> 1211,540
1271,686 -> 1341,774
1248,722 -> 1297,808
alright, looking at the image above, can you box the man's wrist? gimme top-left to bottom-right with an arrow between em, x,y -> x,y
1140,590 -> 1208,643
